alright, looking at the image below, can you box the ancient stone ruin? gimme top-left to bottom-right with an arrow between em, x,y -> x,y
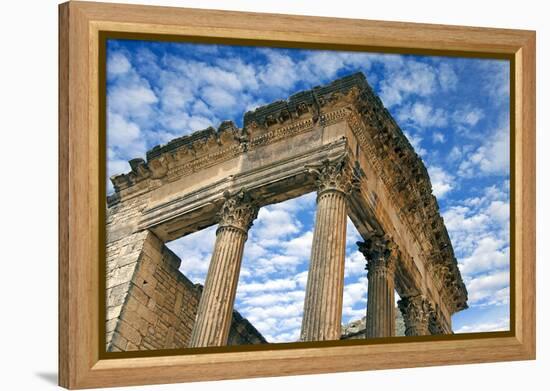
106,72 -> 468,351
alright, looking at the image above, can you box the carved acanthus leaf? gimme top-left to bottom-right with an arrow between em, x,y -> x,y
398,295 -> 433,329
357,233 -> 399,274
307,153 -> 362,197
217,189 -> 259,234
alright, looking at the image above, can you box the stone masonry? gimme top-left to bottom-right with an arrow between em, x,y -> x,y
106,230 -> 265,351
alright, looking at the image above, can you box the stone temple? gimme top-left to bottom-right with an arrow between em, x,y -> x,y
105,72 -> 468,351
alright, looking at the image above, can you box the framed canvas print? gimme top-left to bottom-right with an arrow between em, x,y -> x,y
58,1 -> 536,389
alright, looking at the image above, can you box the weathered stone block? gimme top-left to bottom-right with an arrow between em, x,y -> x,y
130,285 -> 150,306
117,321 -> 142,346
106,305 -> 123,321
107,263 -> 137,289
107,282 -> 130,307
110,332 -> 128,350
106,318 -> 118,333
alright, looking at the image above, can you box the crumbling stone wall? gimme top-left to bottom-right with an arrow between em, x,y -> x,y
106,230 -> 265,351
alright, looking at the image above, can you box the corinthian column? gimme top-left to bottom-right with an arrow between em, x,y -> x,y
397,295 -> 432,336
358,234 -> 398,338
189,190 -> 258,348
300,156 -> 357,341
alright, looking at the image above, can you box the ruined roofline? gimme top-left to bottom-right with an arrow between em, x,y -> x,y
144,72 -> 369,161
108,71 -> 467,311
108,72 -> 371,198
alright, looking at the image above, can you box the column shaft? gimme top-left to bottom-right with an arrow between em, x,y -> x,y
358,235 -> 398,338
301,190 -> 348,341
189,226 -> 247,347
189,190 -> 258,348
365,267 -> 395,338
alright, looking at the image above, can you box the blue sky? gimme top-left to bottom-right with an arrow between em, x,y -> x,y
106,39 -> 511,343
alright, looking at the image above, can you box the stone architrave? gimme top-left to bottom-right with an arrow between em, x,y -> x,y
397,295 -> 432,336
300,155 -> 358,341
358,234 -> 398,338
189,190 -> 259,348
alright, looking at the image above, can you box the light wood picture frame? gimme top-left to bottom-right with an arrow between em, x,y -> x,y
58,1 -> 536,389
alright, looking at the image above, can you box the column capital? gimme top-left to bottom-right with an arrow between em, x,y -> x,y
306,153 -> 363,198
397,295 -> 433,336
357,233 -> 398,276
217,189 -> 259,235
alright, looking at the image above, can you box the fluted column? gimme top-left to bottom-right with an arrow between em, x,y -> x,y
358,234 -> 398,338
189,190 -> 258,348
397,295 -> 432,336
300,156 -> 357,341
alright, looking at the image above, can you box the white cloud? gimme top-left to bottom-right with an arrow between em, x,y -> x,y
300,51 -> 347,81
453,106 -> 485,127
459,238 -> 509,276
258,50 -> 299,91
428,165 -> 454,198
160,111 -> 216,133
346,218 -> 361,244
438,62 -> 458,91
345,251 -> 366,278
472,124 -> 510,174
458,121 -> 509,176
252,207 -> 302,247
343,279 -> 368,310
379,60 -> 439,107
167,225 -> 218,284
486,200 -> 510,223
432,132 -> 445,143
443,187 -> 509,260
403,131 -> 427,156
443,206 -> 489,237
294,271 -> 309,288
280,231 -> 313,260
455,317 -> 509,333
202,86 -> 237,109
238,278 -> 297,294
159,84 -> 194,110
107,112 -> 140,146
107,159 -> 130,181
108,52 -> 131,76
397,102 -> 448,128
441,183 -> 510,309
239,290 -> 305,307
480,60 -> 510,105
108,82 -> 158,118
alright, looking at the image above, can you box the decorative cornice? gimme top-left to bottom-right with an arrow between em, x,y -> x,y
345,86 -> 468,313
243,72 -> 366,129
357,233 -> 398,276
216,189 -> 259,236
